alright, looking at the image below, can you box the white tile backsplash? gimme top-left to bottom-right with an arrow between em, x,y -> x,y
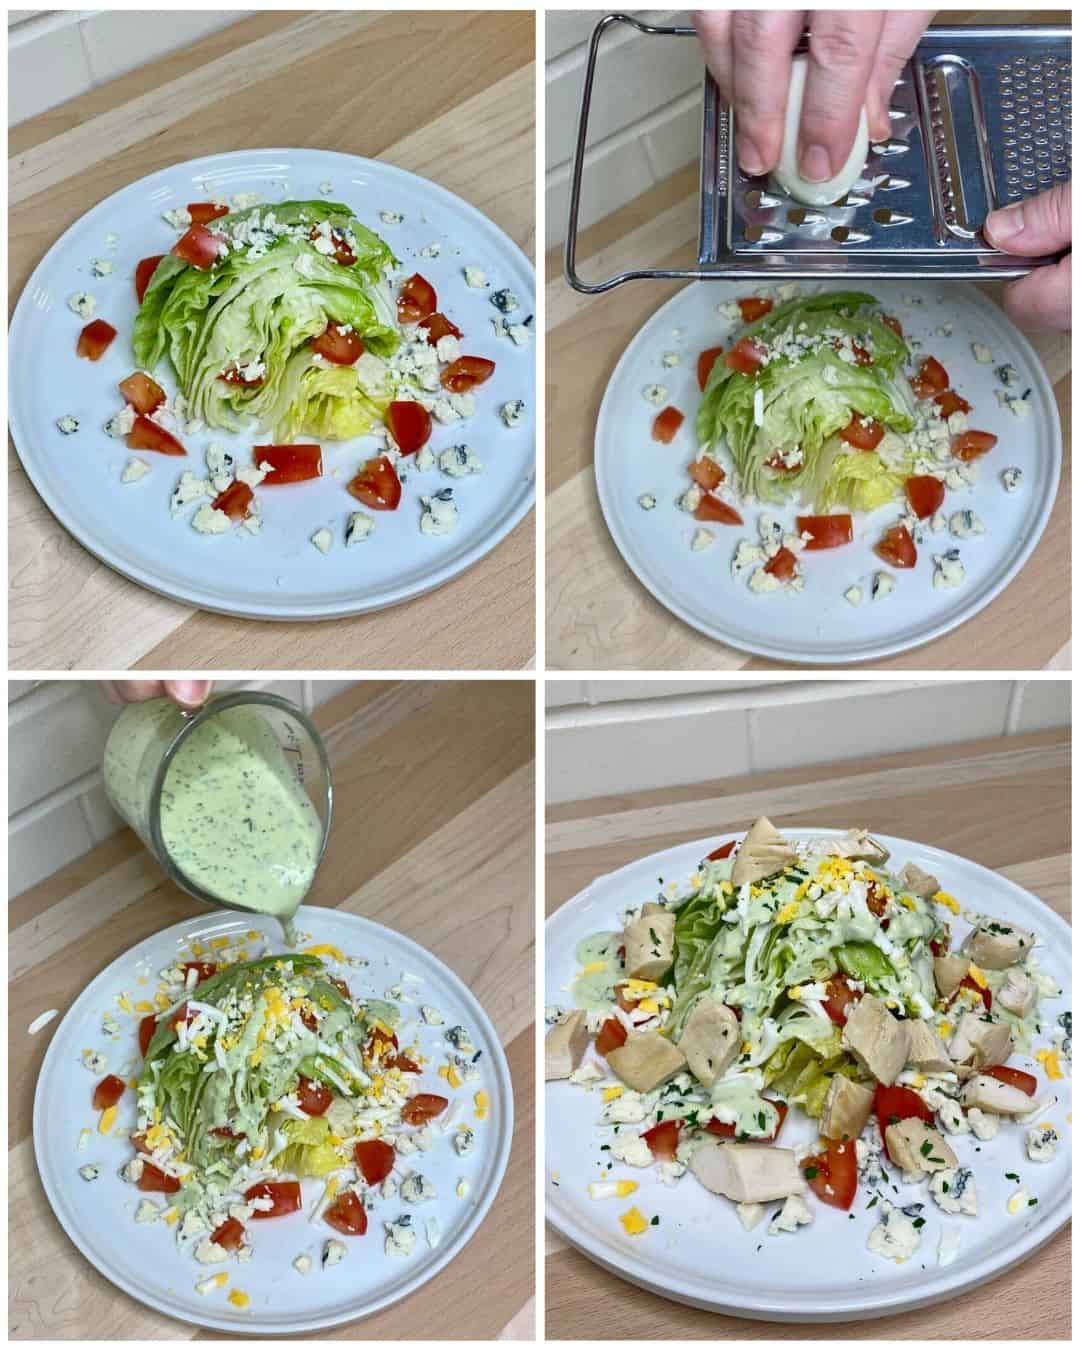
546,9 -> 701,246
8,679 -> 360,897
8,10 -> 250,127
546,681 -> 1068,802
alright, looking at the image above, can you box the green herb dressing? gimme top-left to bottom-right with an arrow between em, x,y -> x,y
104,699 -> 323,935
571,931 -> 623,1009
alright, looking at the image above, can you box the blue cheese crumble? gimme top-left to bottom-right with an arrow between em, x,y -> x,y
420,490 -> 458,536
1002,466 -> 1023,492
844,584 -> 863,606
439,445 -> 482,477
643,383 -> 668,406
500,399 -> 525,427
638,493 -> 657,510
464,266 -> 487,288
68,292 -> 96,319
949,509 -> 984,539
691,527 -> 714,552
932,550 -> 965,589
56,415 -> 79,434
871,571 -> 895,600
311,527 -> 333,554
345,511 -> 375,546
121,457 -> 151,484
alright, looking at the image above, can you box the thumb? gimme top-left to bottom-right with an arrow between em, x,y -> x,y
984,182 -> 1071,257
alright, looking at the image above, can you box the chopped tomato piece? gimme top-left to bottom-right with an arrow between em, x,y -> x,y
697,346 -> 724,391
325,1191 -> 368,1236
138,1013 -> 158,1057
910,355 -> 949,398
418,312 -> 463,345
822,974 -> 860,1026
882,315 -> 903,338
77,319 -> 117,361
440,355 -> 496,393
614,984 -> 643,1014
126,414 -> 185,457
398,272 -> 437,323
706,1100 -> 788,1142
211,481 -> 254,522
390,1052 -> 421,1074
138,1163 -> 181,1194
737,295 -> 773,322
330,977 -> 351,1001
253,444 -> 323,485
952,973 -> 992,1014
764,452 -> 801,474
135,255 -> 165,305
365,1026 -> 398,1061
347,455 -> 402,511
905,475 -> 945,520
875,1083 -> 935,1159
401,1093 -> 449,1125
795,514 -> 854,549
985,1064 -> 1037,1095
596,1016 -> 628,1057
874,523 -> 916,569
130,1133 -> 152,1155
354,1138 -> 396,1185
169,1002 -> 198,1033
694,492 -> 743,526
210,1216 -> 245,1251
309,225 -> 356,267
296,1074 -> 334,1116
839,412 -> 885,450
182,960 -> 218,984
705,839 -> 736,861
724,337 -> 765,376
764,546 -> 797,581
93,1075 -> 126,1109
848,341 -> 872,367
187,202 -> 229,225
803,1138 -> 858,1209
642,1119 -> 681,1160
245,1180 -> 302,1218
172,223 -> 225,270
386,400 -> 432,455
652,406 -> 684,444
211,1126 -> 239,1140
311,322 -> 365,365
688,458 -> 725,491
934,389 -> 972,418
866,879 -> 890,918
953,430 -> 998,461
219,364 -> 264,388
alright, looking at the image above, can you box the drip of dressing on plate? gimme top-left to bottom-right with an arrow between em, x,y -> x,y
104,699 -> 323,940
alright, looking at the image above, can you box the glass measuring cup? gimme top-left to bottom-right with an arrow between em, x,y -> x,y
103,690 -> 332,923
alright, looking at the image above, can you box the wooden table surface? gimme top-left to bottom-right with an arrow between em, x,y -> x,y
546,12 -> 1071,672
9,680 -> 535,1341
9,10 -> 536,672
545,729 -> 1071,1339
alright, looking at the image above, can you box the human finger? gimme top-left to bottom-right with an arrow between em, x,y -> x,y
729,10 -> 807,174
798,11 -> 884,182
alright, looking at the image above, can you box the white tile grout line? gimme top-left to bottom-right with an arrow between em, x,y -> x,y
546,679 -> 928,730
7,678 -> 84,726
9,764 -> 103,831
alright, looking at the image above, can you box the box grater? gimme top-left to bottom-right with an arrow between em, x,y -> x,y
565,14 -> 1071,292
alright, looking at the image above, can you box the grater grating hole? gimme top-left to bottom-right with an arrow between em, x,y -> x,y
996,54 -> 1071,199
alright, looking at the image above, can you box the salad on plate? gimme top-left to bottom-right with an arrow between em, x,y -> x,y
641,288 -> 1031,601
61,192 -> 531,551
546,818 -> 1069,1263
76,926 -> 489,1311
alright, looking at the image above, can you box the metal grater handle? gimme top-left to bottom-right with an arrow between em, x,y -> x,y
564,13 -> 706,294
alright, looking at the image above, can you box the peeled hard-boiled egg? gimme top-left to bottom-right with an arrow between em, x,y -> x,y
772,54 -> 869,206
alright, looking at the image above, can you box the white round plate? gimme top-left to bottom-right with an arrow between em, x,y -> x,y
34,906 -> 513,1333
10,149 -> 535,620
594,282 -> 1060,664
545,829 -> 1071,1321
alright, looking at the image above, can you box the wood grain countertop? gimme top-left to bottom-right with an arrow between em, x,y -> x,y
545,729 -> 1071,1339
10,680 -> 535,1340
546,11 -> 1071,671
9,10 -> 536,672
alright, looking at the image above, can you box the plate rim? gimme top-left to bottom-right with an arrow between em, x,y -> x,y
9,147 -> 536,622
593,280 -> 1062,665
544,826 -> 1072,1321
33,905 -> 515,1334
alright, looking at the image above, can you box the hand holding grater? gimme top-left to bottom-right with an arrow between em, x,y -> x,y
565,14 -> 1071,292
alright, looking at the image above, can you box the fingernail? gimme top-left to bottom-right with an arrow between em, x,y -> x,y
737,137 -> 766,177
168,680 -> 211,708
799,144 -> 832,183
986,202 -> 1025,245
